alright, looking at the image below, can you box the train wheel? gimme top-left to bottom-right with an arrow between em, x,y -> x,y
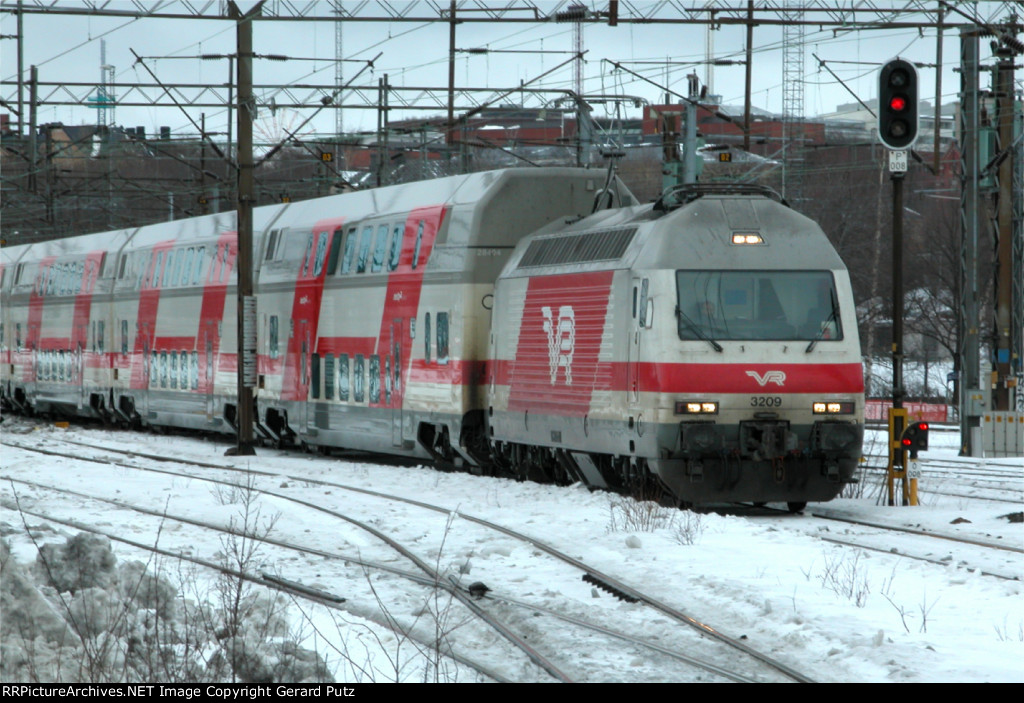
787,501 -> 807,513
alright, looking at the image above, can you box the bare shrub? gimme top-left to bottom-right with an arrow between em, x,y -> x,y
672,510 -> 706,546
606,497 -> 675,533
818,549 -> 870,608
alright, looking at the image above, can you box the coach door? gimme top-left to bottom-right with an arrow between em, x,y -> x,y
76,342 -> 85,410
297,321 -> 311,432
391,318 -> 405,446
628,277 -> 643,406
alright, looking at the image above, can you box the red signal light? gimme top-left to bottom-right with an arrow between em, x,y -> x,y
918,422 -> 929,431
901,438 -> 912,447
889,95 -> 907,111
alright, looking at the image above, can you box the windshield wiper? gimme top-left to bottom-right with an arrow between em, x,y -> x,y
805,289 -> 839,353
676,306 -> 723,352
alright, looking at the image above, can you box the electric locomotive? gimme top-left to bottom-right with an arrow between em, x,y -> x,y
486,183 -> 864,510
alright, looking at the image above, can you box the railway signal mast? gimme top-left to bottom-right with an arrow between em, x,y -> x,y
878,57 -> 919,506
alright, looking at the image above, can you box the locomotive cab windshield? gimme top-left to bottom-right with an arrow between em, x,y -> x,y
676,270 -> 842,343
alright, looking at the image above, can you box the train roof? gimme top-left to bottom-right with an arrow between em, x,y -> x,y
501,187 -> 847,278
1,167 -> 636,273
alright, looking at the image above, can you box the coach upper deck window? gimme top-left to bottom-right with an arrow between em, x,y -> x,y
356,225 -> 374,273
371,224 -> 389,273
340,227 -> 357,274
192,246 -> 206,285
388,223 -> 404,271
326,228 -> 343,275
412,221 -> 425,269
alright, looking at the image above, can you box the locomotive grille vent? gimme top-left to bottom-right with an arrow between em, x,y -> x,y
518,227 -> 637,268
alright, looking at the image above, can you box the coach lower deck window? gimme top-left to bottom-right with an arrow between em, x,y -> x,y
354,354 -> 365,402
121,320 -> 129,355
170,352 -> 178,389
369,355 -> 381,403
269,316 -> 279,359
191,352 -> 199,390
436,313 -> 449,365
338,354 -> 349,401
324,355 -> 335,400
311,354 -> 321,399
424,313 -> 431,363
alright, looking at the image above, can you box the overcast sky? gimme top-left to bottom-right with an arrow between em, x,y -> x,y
2,1 -> 1019,141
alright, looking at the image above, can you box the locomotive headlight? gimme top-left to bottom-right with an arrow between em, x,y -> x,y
813,401 -> 855,415
731,233 -> 764,245
677,401 -> 719,415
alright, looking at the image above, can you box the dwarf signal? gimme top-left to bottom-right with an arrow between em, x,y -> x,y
900,421 -> 929,455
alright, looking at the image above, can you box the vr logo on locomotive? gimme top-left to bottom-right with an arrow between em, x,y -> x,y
541,305 -> 576,386
746,370 -> 787,387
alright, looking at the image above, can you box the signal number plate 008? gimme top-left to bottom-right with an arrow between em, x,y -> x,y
750,396 -> 783,408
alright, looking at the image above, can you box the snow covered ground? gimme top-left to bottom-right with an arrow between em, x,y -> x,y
1,418 -> 1021,683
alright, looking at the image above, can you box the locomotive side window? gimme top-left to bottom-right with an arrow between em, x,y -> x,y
97,321 -> 104,355
388,223 -> 403,271
436,313 -> 449,365
121,320 -> 128,355
338,354 -> 349,401
356,225 -> 374,273
353,354 -> 365,402
676,270 -> 842,342
371,224 -> 389,273
412,220 -> 425,269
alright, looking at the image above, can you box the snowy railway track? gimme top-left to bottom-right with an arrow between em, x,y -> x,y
805,508 -> 1023,582
3,434 -> 814,683
4,474 -> 767,683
